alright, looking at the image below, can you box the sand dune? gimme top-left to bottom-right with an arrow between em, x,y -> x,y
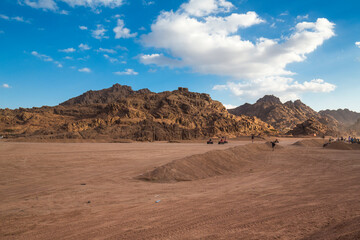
138,143 -> 282,182
292,139 -> 325,147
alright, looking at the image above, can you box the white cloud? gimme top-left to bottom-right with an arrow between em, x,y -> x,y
78,67 -> 91,73
356,42 -> 360,48
79,25 -> 87,30
20,0 -> 124,11
79,43 -> 91,50
213,78 -> 336,101
1,83 -> 10,88
103,54 -> 120,63
64,56 -> 73,60
140,0 -> 336,99
181,0 -> 233,17
223,104 -> 236,109
0,14 -> 10,20
31,51 -> 63,67
113,19 -> 137,39
115,45 -> 128,51
21,0 -> 58,10
92,24 -> 108,39
31,51 -> 53,62
61,0 -> 124,8
141,54 -> 183,68
296,14 -> 309,20
114,69 -> 138,75
0,14 -> 31,23
60,9 -> 69,14
59,47 -> 76,53
97,47 -> 116,54
143,0 -> 155,6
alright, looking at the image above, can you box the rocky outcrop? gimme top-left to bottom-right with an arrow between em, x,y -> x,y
287,118 -> 339,136
0,85 -> 277,141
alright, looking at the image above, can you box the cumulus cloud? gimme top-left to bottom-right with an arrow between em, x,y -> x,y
79,43 -> 91,50
92,24 -> 108,39
113,19 -> 137,39
31,51 -> 63,67
213,78 -> 336,101
1,83 -> 10,88
181,0 -> 233,17
20,0 -> 124,11
79,25 -> 87,30
140,0 -> 336,99
59,47 -> 76,53
78,67 -> 91,72
114,69 -> 138,75
356,42 -> 360,48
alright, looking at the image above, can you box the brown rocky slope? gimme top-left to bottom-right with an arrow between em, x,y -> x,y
0,84 -> 276,141
228,95 -> 341,135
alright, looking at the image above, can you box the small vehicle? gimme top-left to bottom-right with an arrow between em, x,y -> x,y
218,137 -> 228,144
207,139 -> 214,144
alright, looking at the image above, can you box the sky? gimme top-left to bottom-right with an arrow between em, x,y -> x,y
0,0 -> 360,111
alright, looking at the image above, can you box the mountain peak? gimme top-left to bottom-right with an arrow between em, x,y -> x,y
256,95 -> 282,104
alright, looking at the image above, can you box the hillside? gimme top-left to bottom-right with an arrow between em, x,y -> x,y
228,95 -> 343,136
0,84 -> 276,141
319,109 -> 360,126
228,95 -> 320,132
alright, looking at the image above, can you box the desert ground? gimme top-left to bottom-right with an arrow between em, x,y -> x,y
1,138 -> 360,239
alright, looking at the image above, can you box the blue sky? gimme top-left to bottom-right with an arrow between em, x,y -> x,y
0,0 -> 359,111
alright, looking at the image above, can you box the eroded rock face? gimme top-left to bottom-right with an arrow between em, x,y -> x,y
287,118 -> 339,136
0,85 -> 277,141
228,95 -> 340,134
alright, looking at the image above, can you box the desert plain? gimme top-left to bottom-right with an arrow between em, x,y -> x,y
1,138 -> 360,239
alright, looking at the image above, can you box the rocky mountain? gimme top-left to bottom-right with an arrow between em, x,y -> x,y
61,84 -> 152,106
0,84 -> 276,141
228,95 -> 322,132
319,109 -> 360,126
228,95 -> 344,136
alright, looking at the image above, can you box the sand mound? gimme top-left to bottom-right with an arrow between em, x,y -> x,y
293,139 -> 324,147
137,143 -> 279,182
325,142 -> 360,150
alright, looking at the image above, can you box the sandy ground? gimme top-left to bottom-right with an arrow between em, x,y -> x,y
1,138 -> 360,239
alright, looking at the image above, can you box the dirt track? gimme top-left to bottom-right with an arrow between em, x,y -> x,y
1,139 -> 360,239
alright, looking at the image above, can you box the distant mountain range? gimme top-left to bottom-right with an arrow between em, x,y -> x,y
1,85 -> 359,140
319,109 -> 360,126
